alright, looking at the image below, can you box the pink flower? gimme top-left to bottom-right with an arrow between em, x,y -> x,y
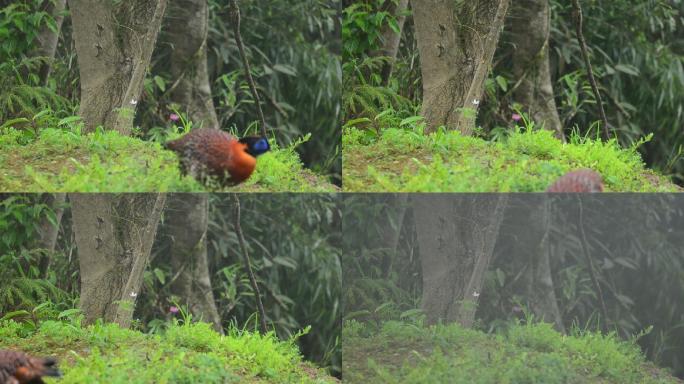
512,113 -> 522,122
169,113 -> 180,122
169,306 -> 179,314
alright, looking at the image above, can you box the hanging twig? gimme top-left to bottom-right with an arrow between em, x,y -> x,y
233,195 -> 268,335
576,196 -> 610,332
571,0 -> 610,140
228,0 -> 269,138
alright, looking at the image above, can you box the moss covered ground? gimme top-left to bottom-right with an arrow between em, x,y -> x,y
343,320 -> 682,384
343,127 -> 680,192
0,128 -> 335,192
0,320 -> 337,383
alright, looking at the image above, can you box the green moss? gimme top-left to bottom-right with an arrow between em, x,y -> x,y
0,128 -> 335,192
343,127 -> 680,192
0,320 -> 336,383
342,320 -> 679,384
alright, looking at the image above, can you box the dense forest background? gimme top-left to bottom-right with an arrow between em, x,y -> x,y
0,193 -> 342,375
343,194 -> 684,378
343,0 -> 684,185
0,0 -> 341,184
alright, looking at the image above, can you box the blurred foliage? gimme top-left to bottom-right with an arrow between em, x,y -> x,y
0,0 -> 339,184
342,0 -> 416,123
0,0 -> 56,61
0,57 -> 74,124
481,195 -> 684,378
0,0 -> 76,125
342,195 -> 684,378
206,194 -> 342,374
141,194 -> 341,375
546,0 -> 684,184
342,194 -> 420,327
0,194 -> 341,375
0,194 -> 74,320
138,0 -> 342,184
343,320 -> 681,383
343,0 -> 684,186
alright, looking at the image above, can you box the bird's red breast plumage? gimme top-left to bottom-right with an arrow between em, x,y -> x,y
0,350 -> 61,384
165,128 -> 257,184
546,169 -> 604,192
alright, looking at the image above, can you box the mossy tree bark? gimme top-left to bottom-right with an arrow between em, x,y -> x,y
68,0 -> 167,134
509,0 -> 565,141
370,0 -> 410,85
162,194 -> 222,333
413,0 -> 509,134
70,193 -> 166,327
413,194 -> 508,326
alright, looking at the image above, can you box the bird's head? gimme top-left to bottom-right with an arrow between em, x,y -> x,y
239,136 -> 270,157
40,357 -> 62,378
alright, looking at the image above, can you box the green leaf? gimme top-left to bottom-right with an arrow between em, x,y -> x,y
400,116 -> 424,126
387,18 -> 400,33
0,117 -> 30,129
1,310 -> 30,321
496,75 -> 508,91
272,64 -> 297,76
272,256 -> 297,269
153,268 -> 166,284
614,64 -> 639,76
343,117 -> 371,129
58,308 -> 82,319
58,115 -> 82,126
154,75 -> 166,92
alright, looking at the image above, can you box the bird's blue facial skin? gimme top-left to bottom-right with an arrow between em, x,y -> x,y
253,138 -> 270,155
240,136 -> 270,157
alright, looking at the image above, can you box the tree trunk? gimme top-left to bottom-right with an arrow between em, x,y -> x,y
163,194 -> 222,332
163,0 -> 219,128
413,194 -> 508,326
525,198 -> 564,330
510,0 -> 565,141
36,193 -> 66,278
29,0 -> 67,84
496,196 -> 564,331
68,0 -> 167,134
70,193 -> 166,327
370,0 -> 409,85
378,194 -> 408,278
155,0 -> 222,332
413,0 -> 510,134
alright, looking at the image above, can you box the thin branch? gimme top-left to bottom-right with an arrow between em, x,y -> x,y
229,0 -> 269,138
259,88 -> 288,118
571,0 -> 610,140
233,195 -> 268,335
576,195 -> 610,332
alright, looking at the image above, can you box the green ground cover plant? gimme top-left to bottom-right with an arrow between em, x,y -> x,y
343,123 -> 679,192
0,319 -> 337,383
343,320 -> 682,384
0,127 -> 334,192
